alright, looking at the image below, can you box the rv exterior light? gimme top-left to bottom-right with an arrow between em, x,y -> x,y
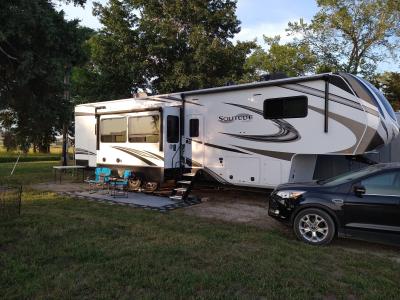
276,190 -> 305,200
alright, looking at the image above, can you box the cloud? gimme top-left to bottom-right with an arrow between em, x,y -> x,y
232,20 -> 306,48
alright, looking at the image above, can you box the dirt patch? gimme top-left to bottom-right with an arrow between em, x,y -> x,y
185,188 -> 287,231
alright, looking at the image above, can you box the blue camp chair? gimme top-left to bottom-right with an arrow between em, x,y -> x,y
85,167 -> 102,193
110,170 -> 131,197
101,167 -> 111,183
86,167 -> 111,193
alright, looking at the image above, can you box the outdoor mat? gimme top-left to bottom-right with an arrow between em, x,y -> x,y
58,190 -> 201,212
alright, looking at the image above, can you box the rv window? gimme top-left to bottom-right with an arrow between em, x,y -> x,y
167,115 -> 179,143
189,119 -> 199,137
263,96 -> 308,119
128,115 -> 160,143
100,118 -> 127,143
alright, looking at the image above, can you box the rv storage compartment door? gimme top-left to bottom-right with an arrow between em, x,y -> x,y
225,157 -> 260,184
185,114 -> 204,168
163,107 -> 181,169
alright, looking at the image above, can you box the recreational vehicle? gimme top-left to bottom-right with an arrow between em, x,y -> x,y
75,72 -> 399,190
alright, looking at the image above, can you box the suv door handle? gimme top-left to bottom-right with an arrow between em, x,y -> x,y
332,199 -> 344,205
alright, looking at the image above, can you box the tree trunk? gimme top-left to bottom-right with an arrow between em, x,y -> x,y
38,144 -> 50,153
62,123 -> 68,166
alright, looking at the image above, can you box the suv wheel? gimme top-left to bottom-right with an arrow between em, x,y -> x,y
293,208 -> 335,245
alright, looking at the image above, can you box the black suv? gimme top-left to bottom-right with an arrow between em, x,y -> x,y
268,163 -> 400,245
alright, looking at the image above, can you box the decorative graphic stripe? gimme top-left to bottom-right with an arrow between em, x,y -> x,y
186,138 -> 203,144
295,83 -> 360,105
380,120 -> 389,139
204,142 -> 250,154
76,152 -> 95,156
75,148 -> 96,156
112,146 -> 157,166
203,167 -> 229,184
222,103 -> 300,142
111,146 -> 164,161
285,84 -> 362,110
142,150 -> 164,161
307,105 -> 364,154
185,100 -> 204,106
282,84 -> 379,117
233,146 -> 294,161
185,157 -> 202,167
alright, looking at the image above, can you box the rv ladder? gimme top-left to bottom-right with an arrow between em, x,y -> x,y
169,171 -> 199,202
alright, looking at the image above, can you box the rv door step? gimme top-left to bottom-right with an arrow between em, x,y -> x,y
182,172 -> 196,177
174,187 -> 187,192
169,195 -> 183,201
176,180 -> 191,185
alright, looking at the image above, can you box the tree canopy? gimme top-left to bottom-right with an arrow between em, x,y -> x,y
287,0 -> 400,77
88,0 -> 255,95
244,36 -> 317,79
0,0 -> 90,152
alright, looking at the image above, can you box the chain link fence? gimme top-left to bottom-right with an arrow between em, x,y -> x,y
0,185 -> 22,218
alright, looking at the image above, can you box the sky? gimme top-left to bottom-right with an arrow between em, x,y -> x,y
57,0 -> 397,72
56,0 -> 318,45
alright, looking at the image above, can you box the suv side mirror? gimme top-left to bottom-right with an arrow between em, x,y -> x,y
354,185 -> 366,197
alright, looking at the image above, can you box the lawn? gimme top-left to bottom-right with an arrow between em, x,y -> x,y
0,145 -> 74,163
1,163 -> 400,299
0,161 -> 58,185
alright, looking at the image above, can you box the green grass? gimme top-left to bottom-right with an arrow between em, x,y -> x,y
0,145 -> 74,163
1,162 -> 400,299
0,161 -> 57,185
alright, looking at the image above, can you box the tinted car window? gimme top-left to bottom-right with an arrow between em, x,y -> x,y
361,171 -> 400,196
321,167 -> 376,186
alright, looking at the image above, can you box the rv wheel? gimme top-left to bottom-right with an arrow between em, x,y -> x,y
293,208 -> 335,245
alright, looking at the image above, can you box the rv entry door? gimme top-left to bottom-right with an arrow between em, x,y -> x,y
163,107 -> 181,169
185,114 -> 204,169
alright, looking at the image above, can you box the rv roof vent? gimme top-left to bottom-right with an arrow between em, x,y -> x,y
259,72 -> 288,82
133,91 -> 148,98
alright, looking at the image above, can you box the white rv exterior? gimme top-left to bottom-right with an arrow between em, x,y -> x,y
75,73 -> 399,188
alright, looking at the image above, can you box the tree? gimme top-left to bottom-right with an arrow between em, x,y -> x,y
244,36 -> 317,80
287,0 -> 400,77
90,0 -> 255,95
373,72 -> 400,110
0,0 -> 89,152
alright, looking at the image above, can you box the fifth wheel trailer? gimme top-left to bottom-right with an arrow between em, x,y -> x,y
75,72 -> 399,189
